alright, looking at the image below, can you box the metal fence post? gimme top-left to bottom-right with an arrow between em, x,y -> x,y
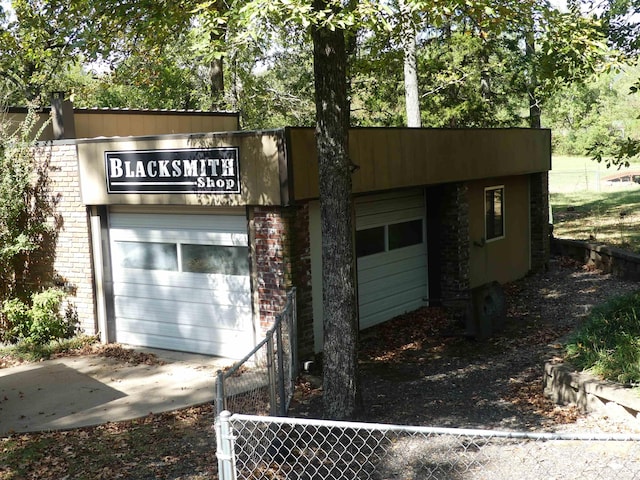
266,331 -> 278,416
215,370 -> 226,416
275,314 -> 286,416
215,410 -> 236,480
289,288 -> 298,381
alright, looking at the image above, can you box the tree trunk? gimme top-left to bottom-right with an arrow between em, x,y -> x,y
312,0 -> 361,420
526,27 -> 541,128
400,1 -> 421,128
209,55 -> 225,110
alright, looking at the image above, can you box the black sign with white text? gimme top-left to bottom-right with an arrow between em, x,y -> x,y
105,147 -> 240,194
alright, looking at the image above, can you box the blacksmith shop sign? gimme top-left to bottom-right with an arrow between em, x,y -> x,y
105,147 -> 241,194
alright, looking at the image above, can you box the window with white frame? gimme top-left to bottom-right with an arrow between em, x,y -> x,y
485,186 -> 504,241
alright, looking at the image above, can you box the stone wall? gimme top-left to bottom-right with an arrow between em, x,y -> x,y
439,182 -> 471,311
42,143 -> 96,334
552,237 -> 640,281
530,172 -> 550,272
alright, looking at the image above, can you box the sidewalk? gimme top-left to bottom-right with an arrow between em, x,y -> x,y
0,348 -> 233,435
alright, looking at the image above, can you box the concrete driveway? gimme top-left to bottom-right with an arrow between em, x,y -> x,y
0,348 -> 234,436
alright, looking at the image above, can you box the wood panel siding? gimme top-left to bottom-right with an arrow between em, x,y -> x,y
4,108 -> 239,141
73,110 -> 238,138
288,127 -> 551,201
468,175 -> 530,287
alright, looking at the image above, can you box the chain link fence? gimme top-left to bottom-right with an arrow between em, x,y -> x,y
216,412 -> 640,479
550,169 -> 640,193
214,288 -> 297,417
550,170 -> 604,193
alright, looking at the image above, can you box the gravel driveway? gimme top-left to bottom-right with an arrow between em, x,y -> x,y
289,255 -> 640,434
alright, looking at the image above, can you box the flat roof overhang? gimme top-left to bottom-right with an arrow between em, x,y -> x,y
69,126 -> 550,207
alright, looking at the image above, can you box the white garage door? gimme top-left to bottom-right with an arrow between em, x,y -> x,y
109,212 -> 253,358
355,190 -> 428,330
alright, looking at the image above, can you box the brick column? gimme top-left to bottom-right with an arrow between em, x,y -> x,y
530,172 -> 550,272
252,207 -> 289,333
439,182 -> 471,318
251,204 -> 314,360
289,203 -> 314,360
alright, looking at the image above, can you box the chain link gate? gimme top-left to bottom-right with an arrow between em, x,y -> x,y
214,288 -> 297,418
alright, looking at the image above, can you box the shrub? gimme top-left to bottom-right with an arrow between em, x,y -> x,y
1,288 -> 79,345
565,291 -> 640,384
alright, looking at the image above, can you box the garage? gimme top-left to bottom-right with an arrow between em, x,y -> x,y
108,212 -> 254,357
355,190 -> 428,329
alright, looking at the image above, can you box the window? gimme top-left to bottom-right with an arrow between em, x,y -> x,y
181,244 -> 249,275
485,186 -> 504,240
113,240 -> 248,275
113,241 -> 178,271
389,219 -> 423,250
356,219 -> 423,258
356,226 -> 386,258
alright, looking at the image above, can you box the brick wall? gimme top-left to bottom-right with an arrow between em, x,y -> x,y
530,172 -> 550,272
251,204 -> 314,360
252,207 -> 290,333
40,143 -> 96,334
289,204 -> 314,360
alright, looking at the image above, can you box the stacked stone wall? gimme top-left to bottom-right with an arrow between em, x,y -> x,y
439,182 -> 471,306
530,171 -> 550,272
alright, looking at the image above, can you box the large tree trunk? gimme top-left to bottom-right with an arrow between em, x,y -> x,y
526,27 -> 541,128
312,0 -> 361,420
400,1 -> 421,128
210,56 -> 225,109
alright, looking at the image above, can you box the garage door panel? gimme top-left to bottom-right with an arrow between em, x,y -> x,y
357,253 -> 427,284
111,228 -> 248,246
109,212 -> 253,357
357,243 -> 425,268
356,189 -> 427,330
114,296 -> 250,330
115,327 -> 252,358
110,213 -> 248,233
116,315 -> 247,339
113,281 -> 252,307
113,269 -> 251,292
359,297 -> 426,329
356,194 -> 425,229
359,285 -> 426,317
358,269 -> 427,306
114,279 -> 251,305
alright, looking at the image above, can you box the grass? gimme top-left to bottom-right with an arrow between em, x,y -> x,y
551,156 -> 640,386
565,292 -> 640,385
550,155 -> 640,193
0,334 -> 98,365
550,155 -> 640,253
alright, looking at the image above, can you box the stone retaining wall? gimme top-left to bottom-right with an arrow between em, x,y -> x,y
552,237 -> 640,281
544,362 -> 640,420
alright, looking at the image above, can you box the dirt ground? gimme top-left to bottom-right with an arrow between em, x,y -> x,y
3,255 -> 640,479
289,255 -> 640,432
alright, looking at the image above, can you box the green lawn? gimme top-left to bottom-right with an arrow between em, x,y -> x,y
550,156 -> 640,253
550,155 -> 640,193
